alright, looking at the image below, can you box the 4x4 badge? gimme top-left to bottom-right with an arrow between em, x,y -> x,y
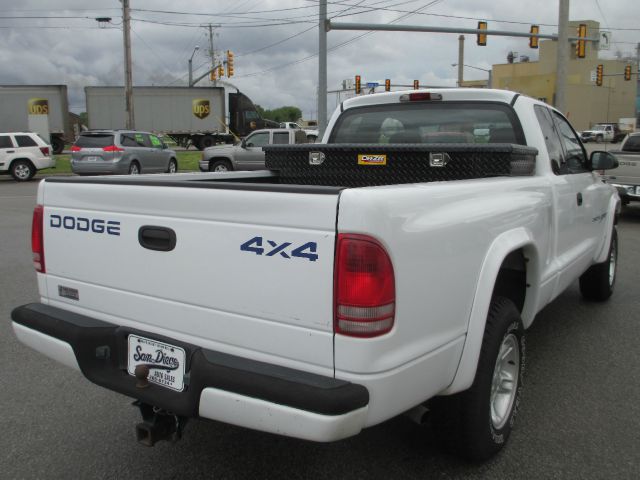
429,152 -> 451,167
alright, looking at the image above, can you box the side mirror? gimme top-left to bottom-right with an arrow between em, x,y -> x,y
161,143 -> 168,150
240,139 -> 247,148
590,151 -> 618,171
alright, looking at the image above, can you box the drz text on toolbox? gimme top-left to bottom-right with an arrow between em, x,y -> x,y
12,88 -> 620,461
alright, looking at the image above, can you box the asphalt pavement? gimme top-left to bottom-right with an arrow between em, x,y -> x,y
1,178 -> 639,479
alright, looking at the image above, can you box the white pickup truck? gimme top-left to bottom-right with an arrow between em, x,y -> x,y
602,131 -> 640,205
12,89 -> 620,461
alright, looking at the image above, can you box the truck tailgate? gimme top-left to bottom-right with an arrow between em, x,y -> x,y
40,179 -> 340,372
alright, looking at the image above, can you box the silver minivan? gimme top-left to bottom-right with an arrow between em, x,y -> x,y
71,130 -> 178,175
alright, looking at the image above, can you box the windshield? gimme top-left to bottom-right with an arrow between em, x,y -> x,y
329,102 -> 525,145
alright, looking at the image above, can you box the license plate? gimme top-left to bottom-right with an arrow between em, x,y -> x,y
85,156 -> 101,162
127,334 -> 186,392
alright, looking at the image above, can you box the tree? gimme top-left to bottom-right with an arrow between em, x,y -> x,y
255,105 -> 303,123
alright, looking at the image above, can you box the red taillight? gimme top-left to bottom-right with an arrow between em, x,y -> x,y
334,234 -> 395,337
102,145 -> 125,152
32,205 -> 45,273
39,146 -> 50,156
71,145 -> 82,152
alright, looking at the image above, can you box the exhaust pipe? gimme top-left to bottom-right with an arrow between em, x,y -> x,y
134,401 -> 188,447
405,404 -> 430,425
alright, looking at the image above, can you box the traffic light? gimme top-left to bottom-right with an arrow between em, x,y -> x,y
355,75 -> 361,94
218,64 -> 224,78
477,21 -> 487,46
596,64 -> 603,86
210,69 -> 217,81
576,23 -> 587,58
385,79 -> 391,91
624,64 -> 632,81
529,25 -> 539,49
226,50 -> 234,77
413,80 -> 419,89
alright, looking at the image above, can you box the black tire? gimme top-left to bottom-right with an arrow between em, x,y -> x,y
595,135 -> 603,144
166,158 -> 178,173
128,161 -> 141,175
209,159 -> 232,172
579,227 -> 617,301
51,137 -> 65,154
431,296 -> 525,461
200,135 -> 216,149
10,159 -> 36,182
307,135 -> 317,143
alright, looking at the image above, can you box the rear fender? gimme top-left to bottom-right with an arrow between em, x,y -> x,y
441,227 -> 538,395
594,195 -> 620,264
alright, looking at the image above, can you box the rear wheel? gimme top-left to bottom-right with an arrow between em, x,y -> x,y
200,135 -> 216,149
579,227 -> 617,301
10,160 -> 36,181
307,135 -> 317,143
431,296 -> 525,461
129,161 -> 140,175
209,159 -> 232,172
595,135 -> 603,143
51,137 -> 65,154
167,158 -> 178,173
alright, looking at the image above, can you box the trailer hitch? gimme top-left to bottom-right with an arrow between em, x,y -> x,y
133,401 -> 188,447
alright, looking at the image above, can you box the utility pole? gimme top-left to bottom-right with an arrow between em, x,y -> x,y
555,0 -> 569,113
121,0 -> 134,129
318,0 -> 327,138
457,35 -> 464,87
208,24 -> 216,86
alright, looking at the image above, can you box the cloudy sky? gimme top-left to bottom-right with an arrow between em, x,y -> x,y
0,0 -> 638,119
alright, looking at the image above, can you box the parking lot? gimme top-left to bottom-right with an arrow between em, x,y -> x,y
1,178 -> 639,479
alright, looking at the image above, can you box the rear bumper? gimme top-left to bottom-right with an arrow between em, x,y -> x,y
11,303 -> 369,442
611,184 -> 640,203
71,161 -> 128,175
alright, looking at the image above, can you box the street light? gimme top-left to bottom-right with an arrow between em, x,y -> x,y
188,46 -> 200,87
451,63 -> 492,88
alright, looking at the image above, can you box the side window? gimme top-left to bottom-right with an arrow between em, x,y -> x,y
622,136 -> 640,152
552,112 -> 587,173
15,135 -> 38,147
120,134 -> 138,147
534,105 -> 564,174
272,132 -> 290,144
0,136 -> 14,148
140,134 -> 153,148
246,132 -> 269,147
149,135 -> 163,149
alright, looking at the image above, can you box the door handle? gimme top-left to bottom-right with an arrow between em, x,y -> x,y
138,226 -> 176,252
7,150 -> 15,153
576,192 -> 583,206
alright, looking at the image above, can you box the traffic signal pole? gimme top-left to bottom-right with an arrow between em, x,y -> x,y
556,0 -> 570,113
318,0 -> 328,139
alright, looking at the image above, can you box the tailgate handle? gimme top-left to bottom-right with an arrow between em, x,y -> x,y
138,226 -> 176,252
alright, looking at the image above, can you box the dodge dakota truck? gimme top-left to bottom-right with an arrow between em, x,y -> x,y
12,89 -> 620,461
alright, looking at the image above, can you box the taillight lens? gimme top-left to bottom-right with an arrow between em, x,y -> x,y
102,145 -> 125,152
71,145 -> 81,152
32,205 -> 45,273
334,234 -> 395,337
39,147 -> 50,156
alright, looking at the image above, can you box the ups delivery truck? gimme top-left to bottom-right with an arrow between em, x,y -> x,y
85,86 -> 278,150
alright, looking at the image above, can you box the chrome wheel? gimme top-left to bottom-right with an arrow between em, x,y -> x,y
490,333 -> 520,430
13,163 -> 32,180
214,164 -> 229,172
129,163 -> 140,175
168,160 -> 177,173
609,235 -> 617,286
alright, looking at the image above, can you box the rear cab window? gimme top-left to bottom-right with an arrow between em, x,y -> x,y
622,135 -> 640,152
76,134 -> 115,148
272,132 -> 290,145
329,102 -> 525,145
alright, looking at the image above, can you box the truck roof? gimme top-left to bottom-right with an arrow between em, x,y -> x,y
342,88 -> 521,110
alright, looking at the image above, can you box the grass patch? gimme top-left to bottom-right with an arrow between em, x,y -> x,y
40,151 -> 202,175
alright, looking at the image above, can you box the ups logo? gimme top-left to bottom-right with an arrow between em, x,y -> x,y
192,99 -> 210,119
28,98 -> 49,115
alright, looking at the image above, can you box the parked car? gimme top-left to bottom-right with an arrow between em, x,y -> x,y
71,130 -> 178,175
603,131 -> 640,204
0,131 -> 54,181
199,128 -> 307,172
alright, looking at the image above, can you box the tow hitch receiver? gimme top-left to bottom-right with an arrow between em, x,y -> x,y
134,401 -> 188,447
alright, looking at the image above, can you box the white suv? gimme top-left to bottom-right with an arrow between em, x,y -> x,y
0,132 -> 55,181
